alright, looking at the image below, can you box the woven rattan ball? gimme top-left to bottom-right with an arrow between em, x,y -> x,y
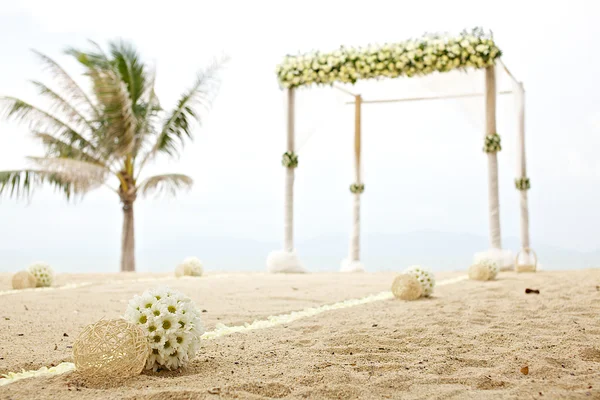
174,264 -> 186,277
391,274 -> 423,300
468,263 -> 492,281
12,270 -> 37,289
73,319 -> 150,379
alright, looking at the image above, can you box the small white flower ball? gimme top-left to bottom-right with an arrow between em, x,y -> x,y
469,259 -> 499,281
391,274 -> 422,300
403,266 -> 435,297
481,259 -> 499,279
175,257 -> 203,277
27,262 -> 54,287
124,287 -> 205,371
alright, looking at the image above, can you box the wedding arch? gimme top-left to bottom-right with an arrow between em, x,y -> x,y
266,28 -> 531,273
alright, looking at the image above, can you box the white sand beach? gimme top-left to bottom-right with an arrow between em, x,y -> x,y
0,270 -> 599,399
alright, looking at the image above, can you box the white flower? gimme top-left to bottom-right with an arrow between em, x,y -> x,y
478,259 -> 499,279
176,257 -> 203,277
403,266 -> 435,296
27,262 -> 54,287
125,286 -> 205,371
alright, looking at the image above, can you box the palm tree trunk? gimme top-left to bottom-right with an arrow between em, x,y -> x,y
121,201 -> 136,272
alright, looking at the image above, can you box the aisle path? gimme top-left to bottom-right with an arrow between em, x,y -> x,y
0,274 -> 468,386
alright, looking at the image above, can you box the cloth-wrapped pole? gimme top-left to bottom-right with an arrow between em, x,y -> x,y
515,82 -> 530,249
485,66 -> 502,249
474,66 -> 513,270
350,193 -> 360,261
267,88 -> 305,273
284,88 -> 295,252
284,165 -> 294,252
341,94 -> 364,272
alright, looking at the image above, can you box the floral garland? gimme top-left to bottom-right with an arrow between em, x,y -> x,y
349,183 -> 365,194
276,28 -> 502,89
483,133 -> 501,153
281,151 -> 298,168
515,177 -> 531,191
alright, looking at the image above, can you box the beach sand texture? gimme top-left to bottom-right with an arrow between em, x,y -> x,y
0,270 -> 599,399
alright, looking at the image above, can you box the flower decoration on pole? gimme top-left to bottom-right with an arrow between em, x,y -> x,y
276,28 -> 502,89
281,151 -> 299,168
349,183 -> 365,194
483,133 -> 502,153
515,177 -> 531,191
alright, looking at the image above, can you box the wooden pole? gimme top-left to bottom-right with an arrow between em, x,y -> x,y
485,66 -> 502,249
284,88 -> 295,252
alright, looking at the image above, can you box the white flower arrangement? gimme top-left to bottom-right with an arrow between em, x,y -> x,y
276,27 -> 501,88
479,259 -> 499,279
27,262 -> 54,287
175,257 -> 203,277
124,287 -> 204,371
403,266 -> 436,297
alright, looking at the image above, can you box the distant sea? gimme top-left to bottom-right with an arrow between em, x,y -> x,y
1,231 -> 598,273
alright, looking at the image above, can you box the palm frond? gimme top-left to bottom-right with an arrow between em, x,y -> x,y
32,132 -> 106,166
88,67 -> 137,157
65,42 -> 111,70
132,69 -> 160,158
30,80 -> 94,132
109,40 -> 146,105
1,96 -> 82,136
32,50 -> 98,119
137,173 -> 193,197
0,96 -> 98,154
27,156 -> 110,189
138,57 -> 227,169
0,169 -> 81,200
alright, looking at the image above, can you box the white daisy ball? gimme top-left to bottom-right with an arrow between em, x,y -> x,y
27,262 -> 54,287
124,287 -> 205,371
403,266 -> 435,297
175,257 -> 203,277
480,259 -> 499,279
469,259 -> 499,281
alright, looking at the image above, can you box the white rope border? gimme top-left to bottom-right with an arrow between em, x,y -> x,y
0,275 -> 467,386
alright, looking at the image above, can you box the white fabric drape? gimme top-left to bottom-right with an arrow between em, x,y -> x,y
283,89 -> 295,252
268,88 -> 305,273
284,167 -> 294,252
514,82 -> 530,249
346,95 -> 363,271
485,66 -> 502,249
349,193 -> 360,261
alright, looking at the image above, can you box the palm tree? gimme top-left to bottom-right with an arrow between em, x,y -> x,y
0,41 -> 225,272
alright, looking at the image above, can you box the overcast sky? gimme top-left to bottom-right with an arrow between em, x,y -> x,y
1,0 -> 599,272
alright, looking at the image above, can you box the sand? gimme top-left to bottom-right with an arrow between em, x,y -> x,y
0,269 -> 599,399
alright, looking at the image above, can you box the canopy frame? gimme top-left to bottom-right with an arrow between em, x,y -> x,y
267,31 -> 532,274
